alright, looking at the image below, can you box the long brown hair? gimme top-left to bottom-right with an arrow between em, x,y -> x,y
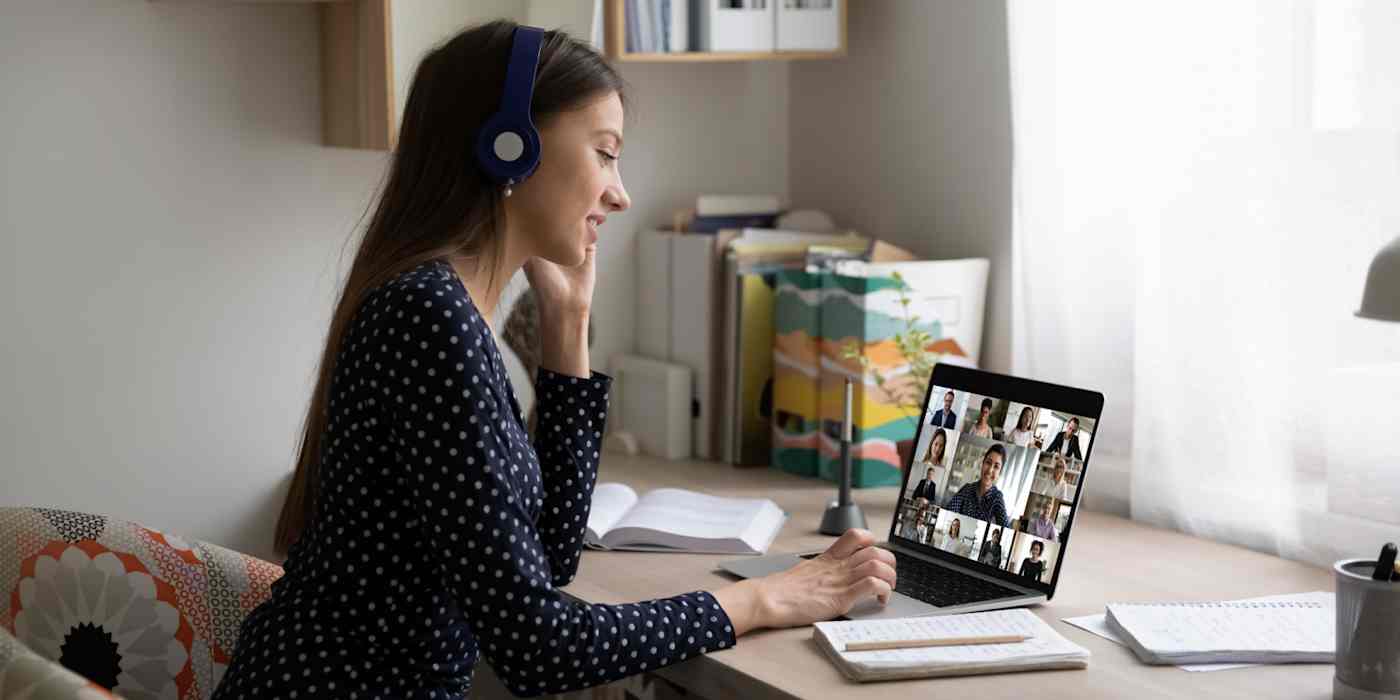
274,20 -> 627,557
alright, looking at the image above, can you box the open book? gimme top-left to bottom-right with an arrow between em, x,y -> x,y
813,608 -> 1091,682
584,483 -> 786,554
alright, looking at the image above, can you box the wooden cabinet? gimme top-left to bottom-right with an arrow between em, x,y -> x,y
321,0 -> 394,150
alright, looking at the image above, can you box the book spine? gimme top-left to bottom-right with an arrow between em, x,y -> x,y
660,0 -> 670,52
697,194 -> 781,216
625,0 -> 638,52
686,213 -> 778,233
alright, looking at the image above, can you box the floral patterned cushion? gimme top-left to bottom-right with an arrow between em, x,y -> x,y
0,508 -> 283,699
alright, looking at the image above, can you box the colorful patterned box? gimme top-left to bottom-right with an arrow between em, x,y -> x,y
772,259 -> 990,487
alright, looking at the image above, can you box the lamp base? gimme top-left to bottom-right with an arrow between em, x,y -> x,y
1335,675 -> 1400,700
819,501 -> 868,536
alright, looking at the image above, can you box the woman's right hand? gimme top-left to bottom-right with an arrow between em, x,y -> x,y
712,529 -> 897,635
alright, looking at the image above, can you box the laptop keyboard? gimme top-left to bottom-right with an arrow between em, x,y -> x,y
889,550 -> 1024,608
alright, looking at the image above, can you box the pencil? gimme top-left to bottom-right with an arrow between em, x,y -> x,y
844,634 -> 1032,652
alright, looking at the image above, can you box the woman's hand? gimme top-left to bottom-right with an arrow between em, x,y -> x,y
711,529 -> 896,636
524,244 -> 596,317
524,246 -> 595,378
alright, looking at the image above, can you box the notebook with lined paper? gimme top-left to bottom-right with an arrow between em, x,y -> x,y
812,608 -> 1090,682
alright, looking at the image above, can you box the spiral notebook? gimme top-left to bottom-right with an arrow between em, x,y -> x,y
813,609 -> 1091,682
1103,599 -> 1335,666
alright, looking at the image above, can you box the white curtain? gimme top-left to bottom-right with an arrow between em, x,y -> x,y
1008,0 -> 1400,567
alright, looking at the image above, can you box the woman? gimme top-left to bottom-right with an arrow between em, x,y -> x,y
938,517 -> 962,552
1019,540 -> 1047,582
970,398 -> 995,439
213,22 -> 895,699
922,427 -> 948,468
1005,407 -> 1035,446
978,528 -> 1004,568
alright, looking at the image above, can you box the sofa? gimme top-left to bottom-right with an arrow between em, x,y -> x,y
0,507 -> 283,699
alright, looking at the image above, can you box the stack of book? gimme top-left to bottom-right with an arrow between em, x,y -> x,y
635,193 -> 990,475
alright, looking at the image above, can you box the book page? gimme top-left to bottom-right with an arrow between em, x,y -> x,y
585,482 -> 638,543
610,488 -> 772,542
816,609 -> 1088,670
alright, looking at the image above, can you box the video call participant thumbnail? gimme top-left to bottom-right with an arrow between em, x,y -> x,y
946,443 -> 1009,527
1032,453 -> 1074,502
910,465 -> 938,502
929,390 -> 957,428
1005,406 -> 1036,447
979,527 -> 1005,568
1046,416 -> 1084,461
1025,498 -> 1058,542
1019,540 -> 1048,582
968,397 -> 995,439
920,427 -> 949,469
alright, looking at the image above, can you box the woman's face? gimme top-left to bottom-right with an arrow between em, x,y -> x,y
507,92 -> 630,266
949,520 -> 960,537
931,431 -> 945,456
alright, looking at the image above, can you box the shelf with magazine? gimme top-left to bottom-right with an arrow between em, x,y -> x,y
603,0 -> 846,63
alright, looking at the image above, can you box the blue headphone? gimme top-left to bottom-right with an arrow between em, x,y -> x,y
475,25 -> 545,194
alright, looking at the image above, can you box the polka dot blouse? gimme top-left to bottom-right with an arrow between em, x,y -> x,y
214,260 -> 736,699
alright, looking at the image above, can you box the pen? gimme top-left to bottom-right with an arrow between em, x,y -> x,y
1372,542 -> 1397,581
845,634 -> 1033,652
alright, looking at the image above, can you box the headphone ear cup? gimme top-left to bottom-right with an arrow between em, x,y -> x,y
475,112 -> 541,184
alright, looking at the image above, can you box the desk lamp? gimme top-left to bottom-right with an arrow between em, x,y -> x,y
820,378 -> 867,535
1356,237 -> 1400,322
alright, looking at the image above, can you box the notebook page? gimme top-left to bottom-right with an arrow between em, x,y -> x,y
816,608 -> 1088,670
612,488 -> 772,540
1063,590 -> 1332,672
1106,601 -> 1333,656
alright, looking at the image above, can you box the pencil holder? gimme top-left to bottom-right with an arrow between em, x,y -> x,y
1334,558 -> 1400,700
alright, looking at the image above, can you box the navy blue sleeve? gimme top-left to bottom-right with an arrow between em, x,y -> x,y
530,368 -> 610,587
378,283 -> 737,697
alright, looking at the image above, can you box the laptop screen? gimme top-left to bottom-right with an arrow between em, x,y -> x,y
893,365 -> 1101,594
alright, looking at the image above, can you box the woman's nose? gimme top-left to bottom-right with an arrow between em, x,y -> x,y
604,180 -> 630,213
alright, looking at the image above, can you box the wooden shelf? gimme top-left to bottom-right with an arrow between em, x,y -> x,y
603,0 -> 846,63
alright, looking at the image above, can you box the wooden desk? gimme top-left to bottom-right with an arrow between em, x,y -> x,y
495,452 -> 1337,699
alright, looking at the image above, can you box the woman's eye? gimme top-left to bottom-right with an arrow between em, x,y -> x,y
597,150 -> 618,165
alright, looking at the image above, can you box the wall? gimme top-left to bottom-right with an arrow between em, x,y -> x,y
0,1 -> 789,561
788,0 -> 1014,373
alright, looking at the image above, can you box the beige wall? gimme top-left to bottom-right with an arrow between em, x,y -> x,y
789,0 -> 1013,372
0,1 -> 789,560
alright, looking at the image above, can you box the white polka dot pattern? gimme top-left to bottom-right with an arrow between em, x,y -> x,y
212,260 -> 736,699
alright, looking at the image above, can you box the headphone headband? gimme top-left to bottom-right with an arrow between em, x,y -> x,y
475,25 -> 545,187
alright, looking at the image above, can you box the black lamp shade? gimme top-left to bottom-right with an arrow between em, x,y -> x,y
1356,235 -> 1400,322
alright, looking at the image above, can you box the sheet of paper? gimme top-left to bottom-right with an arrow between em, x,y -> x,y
1060,591 -> 1333,672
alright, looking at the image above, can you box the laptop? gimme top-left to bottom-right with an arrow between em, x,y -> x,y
719,363 -> 1104,620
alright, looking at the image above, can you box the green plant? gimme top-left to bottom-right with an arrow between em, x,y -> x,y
840,270 -> 939,429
